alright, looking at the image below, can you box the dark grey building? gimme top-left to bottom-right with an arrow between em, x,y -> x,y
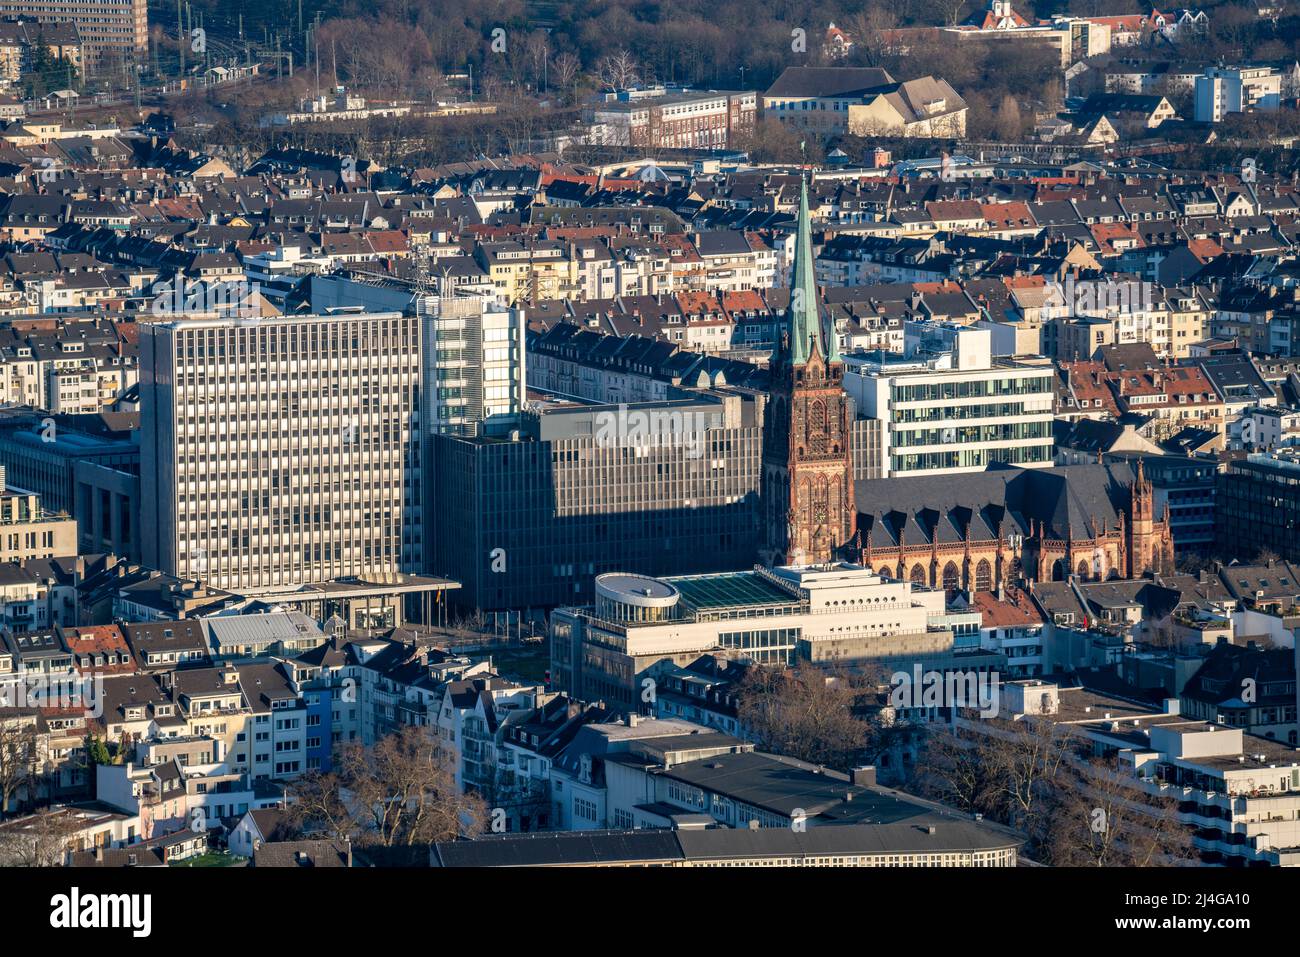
430,393 -> 763,611
1216,451 -> 1300,562
1106,451 -> 1218,556
0,410 -> 141,559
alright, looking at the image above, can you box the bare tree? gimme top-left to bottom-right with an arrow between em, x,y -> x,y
995,94 -> 1023,142
0,716 -> 38,817
284,769 -> 354,842
289,726 -> 486,847
1039,759 -> 1196,866
981,717 -> 1073,828
737,667 -> 877,770
928,0 -> 970,28
842,7 -> 901,68
0,809 -> 79,866
550,52 -> 581,103
914,714 -> 1200,865
911,723 -> 999,815
523,31 -> 551,91
596,50 -> 641,92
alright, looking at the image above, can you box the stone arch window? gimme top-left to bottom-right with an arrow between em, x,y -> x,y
808,399 -> 828,454
909,563 -> 927,585
1077,560 -> 1089,580
942,562 -> 961,592
974,558 -> 993,591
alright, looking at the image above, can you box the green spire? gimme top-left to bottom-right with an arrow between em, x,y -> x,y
785,177 -> 838,365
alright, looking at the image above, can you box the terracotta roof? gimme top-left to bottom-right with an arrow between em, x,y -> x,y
971,589 -> 1046,628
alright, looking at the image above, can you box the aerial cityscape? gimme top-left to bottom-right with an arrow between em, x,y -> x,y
0,0 -> 1294,921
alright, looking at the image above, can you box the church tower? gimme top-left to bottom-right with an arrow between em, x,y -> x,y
1126,457 -> 1169,577
761,179 -> 856,567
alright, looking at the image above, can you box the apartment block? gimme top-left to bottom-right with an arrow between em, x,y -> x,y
1194,66 -> 1281,123
0,18 -> 81,90
0,0 -> 146,62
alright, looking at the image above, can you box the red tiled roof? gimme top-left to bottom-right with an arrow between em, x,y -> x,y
971,589 -> 1045,628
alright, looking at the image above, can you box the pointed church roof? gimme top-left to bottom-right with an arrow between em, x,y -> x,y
785,178 -> 840,365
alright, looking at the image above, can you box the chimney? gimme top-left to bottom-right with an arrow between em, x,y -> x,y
851,765 -> 877,787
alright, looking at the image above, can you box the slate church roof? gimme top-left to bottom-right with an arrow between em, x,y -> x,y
855,462 -> 1142,546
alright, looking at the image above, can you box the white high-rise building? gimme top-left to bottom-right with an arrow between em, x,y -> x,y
139,312 -> 422,592
419,294 -> 526,437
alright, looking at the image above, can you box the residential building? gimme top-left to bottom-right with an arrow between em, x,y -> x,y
0,19 -> 81,90
0,0 -> 145,62
1194,66 -> 1282,123
0,466 -> 75,563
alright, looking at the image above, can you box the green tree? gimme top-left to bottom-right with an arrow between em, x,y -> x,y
85,736 -> 111,766
23,36 -> 80,99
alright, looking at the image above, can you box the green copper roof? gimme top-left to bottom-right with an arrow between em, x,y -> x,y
785,178 -> 839,365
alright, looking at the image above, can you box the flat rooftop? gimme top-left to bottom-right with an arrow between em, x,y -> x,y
667,571 -> 799,612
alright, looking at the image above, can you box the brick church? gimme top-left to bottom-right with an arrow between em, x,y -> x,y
760,179 -> 857,567
760,179 -> 1174,588
845,458 -> 1176,591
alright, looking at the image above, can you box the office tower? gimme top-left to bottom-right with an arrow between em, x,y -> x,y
139,313 -> 421,592
431,393 -> 762,611
842,324 -> 1055,478
1216,450 -> 1300,562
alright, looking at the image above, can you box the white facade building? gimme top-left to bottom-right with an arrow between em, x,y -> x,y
139,312 -> 422,592
843,324 -> 1055,478
418,294 -> 526,438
